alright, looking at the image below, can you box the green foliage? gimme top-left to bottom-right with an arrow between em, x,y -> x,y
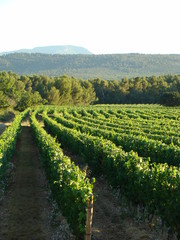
0,91 -> 9,108
0,109 -> 29,183
52,110 -> 180,166
1,71 -> 180,108
47,86 -> 60,104
0,72 -> 97,109
16,92 -> 32,111
0,109 -> 15,122
30,109 -> 93,238
41,105 -> 180,236
16,92 -> 44,111
160,91 -> 180,106
1,53 -> 180,79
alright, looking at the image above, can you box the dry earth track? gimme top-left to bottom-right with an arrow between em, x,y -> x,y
0,122 -> 74,240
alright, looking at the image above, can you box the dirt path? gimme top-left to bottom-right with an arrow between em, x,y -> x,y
0,123 -> 74,240
92,178 -> 153,240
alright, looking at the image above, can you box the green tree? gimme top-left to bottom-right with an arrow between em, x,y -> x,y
55,76 -> 72,104
31,91 -> 45,105
47,87 -> 60,105
16,92 -> 32,111
0,91 -> 9,108
81,80 -> 97,104
71,79 -> 83,105
160,92 -> 180,106
16,91 -> 44,111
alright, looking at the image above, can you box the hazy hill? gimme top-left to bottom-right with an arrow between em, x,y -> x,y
0,45 -> 92,55
0,53 -> 180,80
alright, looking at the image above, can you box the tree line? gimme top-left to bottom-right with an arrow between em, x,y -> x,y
1,71 -> 180,110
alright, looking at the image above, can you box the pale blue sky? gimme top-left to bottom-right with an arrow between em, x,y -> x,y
0,0 -> 180,54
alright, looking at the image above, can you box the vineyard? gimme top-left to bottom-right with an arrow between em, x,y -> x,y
0,104 -> 180,239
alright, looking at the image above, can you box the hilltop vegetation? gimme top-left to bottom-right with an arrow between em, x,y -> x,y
0,45 -> 92,55
1,71 -> 180,110
0,53 -> 180,79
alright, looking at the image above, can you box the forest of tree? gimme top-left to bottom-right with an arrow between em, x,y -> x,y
1,53 -> 180,80
1,71 -> 180,110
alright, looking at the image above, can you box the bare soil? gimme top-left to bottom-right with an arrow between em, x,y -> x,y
0,123 -> 74,240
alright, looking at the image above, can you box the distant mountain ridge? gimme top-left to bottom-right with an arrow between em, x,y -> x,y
1,53 -> 180,80
0,45 -> 92,55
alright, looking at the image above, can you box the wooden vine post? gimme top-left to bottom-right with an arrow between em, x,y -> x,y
85,194 -> 94,240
